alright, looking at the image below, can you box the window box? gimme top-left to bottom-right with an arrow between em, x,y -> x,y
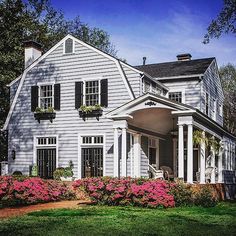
34,112 -> 56,123
79,109 -> 103,121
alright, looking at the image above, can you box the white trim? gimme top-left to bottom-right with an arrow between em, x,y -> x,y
4,34 -> 135,129
115,60 -> 135,100
107,93 -> 190,118
33,135 -> 58,168
37,83 -> 55,109
82,78 -> 102,106
120,61 -> 144,74
168,88 -> 186,104
155,74 -> 204,80
78,133 -> 106,179
7,75 -> 22,87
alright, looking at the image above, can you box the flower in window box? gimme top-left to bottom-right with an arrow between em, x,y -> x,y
34,107 -> 56,123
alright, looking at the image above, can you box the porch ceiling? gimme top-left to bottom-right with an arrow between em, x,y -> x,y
128,108 -> 175,135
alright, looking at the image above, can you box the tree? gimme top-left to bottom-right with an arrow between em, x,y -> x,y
203,0 -> 236,44
0,0 -> 117,161
219,64 -> 236,135
0,0 -> 116,126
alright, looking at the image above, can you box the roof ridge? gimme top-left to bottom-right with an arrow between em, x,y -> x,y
135,57 -> 215,67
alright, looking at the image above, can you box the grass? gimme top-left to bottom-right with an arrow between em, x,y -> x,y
0,202 -> 236,236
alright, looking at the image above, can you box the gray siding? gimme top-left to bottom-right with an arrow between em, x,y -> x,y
121,63 -> 142,97
163,80 -> 201,109
8,41 -> 133,177
201,60 -> 224,126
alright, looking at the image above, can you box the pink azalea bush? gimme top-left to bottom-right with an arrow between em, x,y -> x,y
73,177 -> 175,208
0,176 -> 74,207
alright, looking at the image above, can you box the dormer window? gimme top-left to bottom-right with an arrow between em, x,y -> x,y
64,38 -> 74,54
169,92 -> 182,103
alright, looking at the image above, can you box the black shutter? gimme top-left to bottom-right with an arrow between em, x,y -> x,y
75,81 -> 83,109
100,79 -> 108,107
31,86 -> 38,112
54,84 -> 60,110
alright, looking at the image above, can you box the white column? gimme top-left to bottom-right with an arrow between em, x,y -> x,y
121,128 -> 127,177
218,141 -> 223,183
133,133 -> 141,177
178,124 -> 184,179
113,128 -> 119,177
200,131 -> 206,184
187,124 -> 193,184
225,142 -> 228,170
211,144 -> 216,183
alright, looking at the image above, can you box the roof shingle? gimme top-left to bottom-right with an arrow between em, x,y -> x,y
135,57 -> 215,78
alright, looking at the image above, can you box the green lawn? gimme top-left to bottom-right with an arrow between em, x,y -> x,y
0,202 -> 236,236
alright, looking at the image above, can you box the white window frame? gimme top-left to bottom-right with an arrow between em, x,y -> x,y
78,133 -> 106,179
63,38 -> 75,54
212,98 -> 217,121
219,104 -> 223,117
168,89 -> 185,103
33,135 -> 58,168
205,92 -> 210,116
37,82 -> 55,109
82,77 -> 102,106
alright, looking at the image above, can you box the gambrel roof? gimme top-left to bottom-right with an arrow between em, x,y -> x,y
135,57 -> 215,78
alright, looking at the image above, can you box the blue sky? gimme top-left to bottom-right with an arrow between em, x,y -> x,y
51,0 -> 236,66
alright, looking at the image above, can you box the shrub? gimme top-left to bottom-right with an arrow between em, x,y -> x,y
0,176 -> 75,207
73,177 -> 175,208
12,171 -> 23,176
192,185 -> 218,207
169,180 -> 193,206
53,167 -> 73,180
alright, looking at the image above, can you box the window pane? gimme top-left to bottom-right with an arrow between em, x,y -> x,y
65,38 -> 73,53
169,92 -> 182,103
85,80 -> 99,106
40,85 -> 53,109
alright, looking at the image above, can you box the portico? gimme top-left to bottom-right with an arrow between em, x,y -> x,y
107,93 -> 230,184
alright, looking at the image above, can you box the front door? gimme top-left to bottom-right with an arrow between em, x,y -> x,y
82,148 -> 103,178
37,148 -> 56,179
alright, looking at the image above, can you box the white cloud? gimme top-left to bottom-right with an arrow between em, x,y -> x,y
111,7 -> 236,66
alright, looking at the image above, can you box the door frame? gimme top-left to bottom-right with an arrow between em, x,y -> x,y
78,133 -> 106,179
33,135 -> 58,169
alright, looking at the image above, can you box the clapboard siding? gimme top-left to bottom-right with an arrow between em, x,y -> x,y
120,63 -> 142,97
163,80 -> 201,109
7,40 -> 134,177
201,60 -> 224,126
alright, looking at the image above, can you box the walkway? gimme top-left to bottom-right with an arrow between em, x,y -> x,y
0,200 -> 91,219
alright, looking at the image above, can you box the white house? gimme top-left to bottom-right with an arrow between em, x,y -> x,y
2,35 -> 236,184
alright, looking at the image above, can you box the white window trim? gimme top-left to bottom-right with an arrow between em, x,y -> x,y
77,133 -> 106,179
82,77 -> 102,106
168,89 -> 185,104
63,38 -> 75,54
33,135 -> 58,168
205,92 -> 210,116
37,82 -> 55,109
219,104 -> 223,117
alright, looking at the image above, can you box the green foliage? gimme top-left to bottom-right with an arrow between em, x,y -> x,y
34,107 -> 54,113
0,0 -> 117,162
219,63 -> 236,135
193,130 -> 221,153
79,104 -> 102,113
203,0 -> 236,43
53,167 -> 73,180
193,187 -> 218,207
170,180 -> 193,206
